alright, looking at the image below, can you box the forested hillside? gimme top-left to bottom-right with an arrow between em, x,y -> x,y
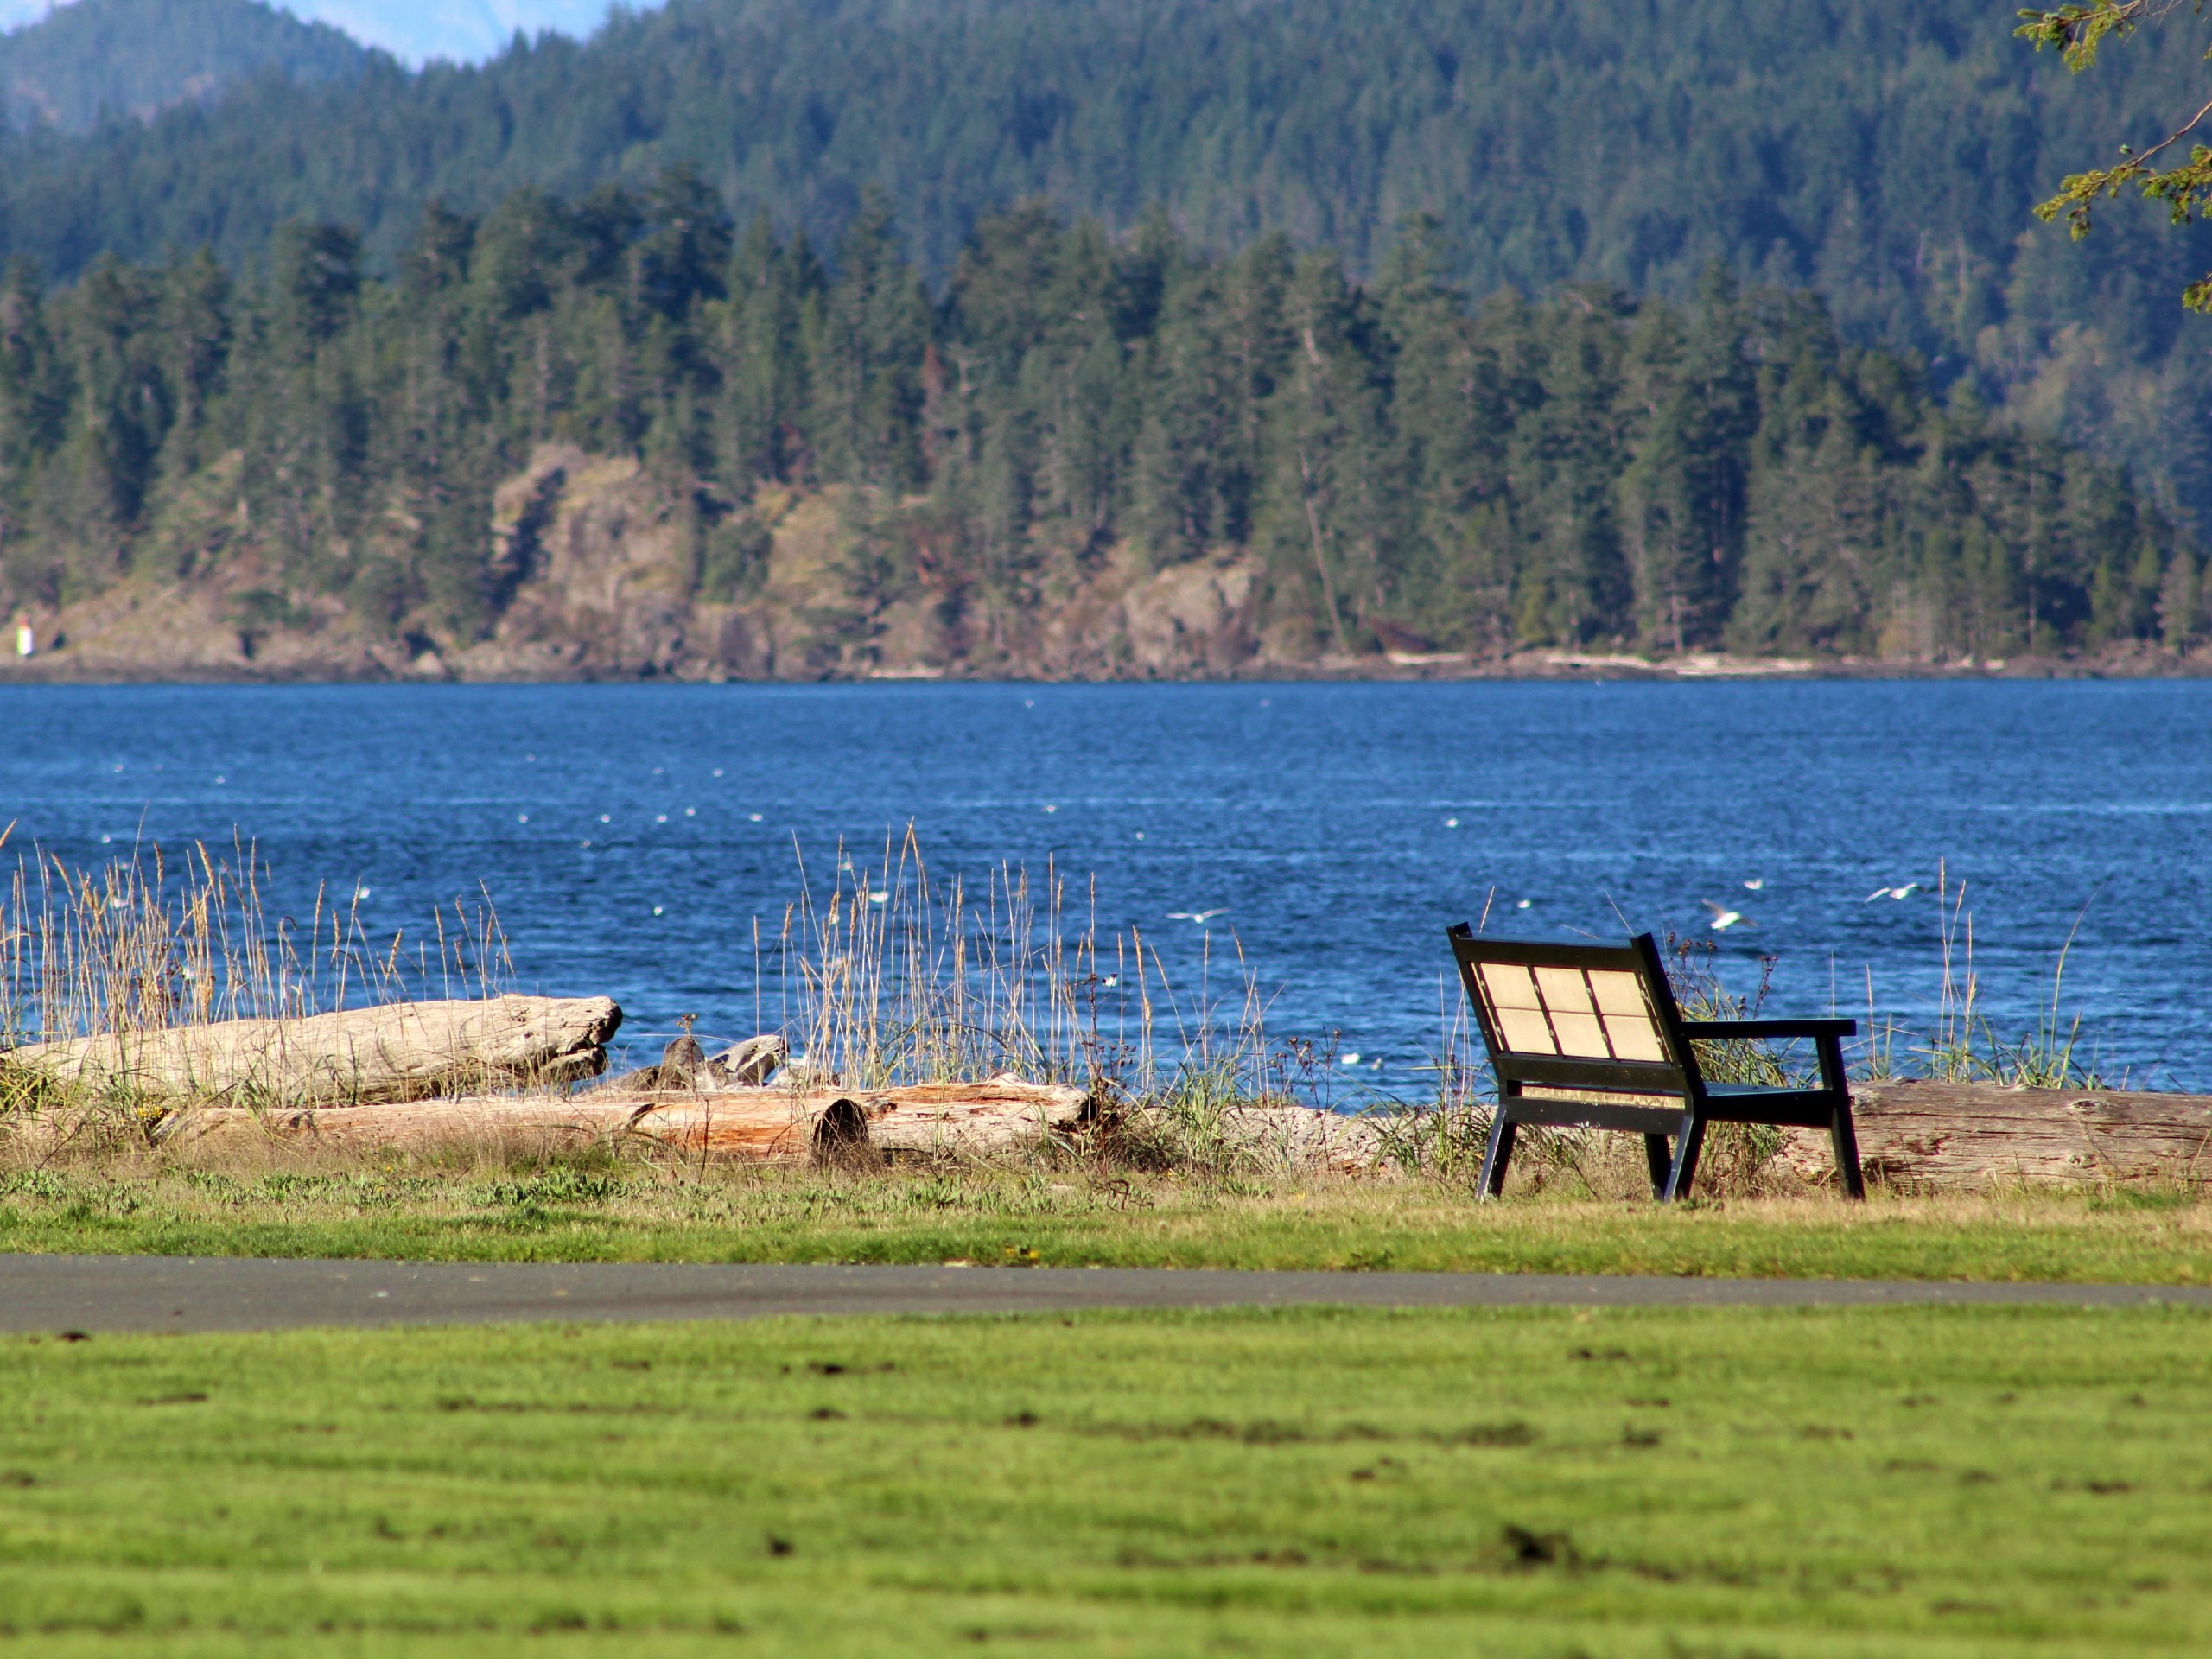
0,0 -> 365,134
1,0 -> 2205,537
0,182 -> 2191,677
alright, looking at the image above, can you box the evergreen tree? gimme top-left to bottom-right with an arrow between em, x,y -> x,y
0,186 -> 2192,666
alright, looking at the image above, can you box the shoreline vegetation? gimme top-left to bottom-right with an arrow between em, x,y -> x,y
11,645 -> 2212,684
5,834 -> 2210,1285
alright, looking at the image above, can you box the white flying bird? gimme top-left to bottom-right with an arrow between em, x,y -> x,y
1865,883 -> 1921,902
1167,909 -> 1228,924
1703,900 -> 1750,931
1743,877 -> 1764,891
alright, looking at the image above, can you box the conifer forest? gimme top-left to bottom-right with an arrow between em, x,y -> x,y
0,0 -> 2208,674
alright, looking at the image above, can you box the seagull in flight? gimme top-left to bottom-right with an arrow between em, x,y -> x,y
1743,877 -> 1764,891
1865,883 -> 1921,902
1703,900 -> 1750,931
1166,908 -> 1228,924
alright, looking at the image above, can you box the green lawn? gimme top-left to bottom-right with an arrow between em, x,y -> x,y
1,1305 -> 2207,1655
5,1163 -> 2212,1282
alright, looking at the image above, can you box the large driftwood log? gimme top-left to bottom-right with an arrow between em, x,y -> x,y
138,1077 -> 1090,1162
1,995 -> 621,1107
1779,1083 -> 2212,1189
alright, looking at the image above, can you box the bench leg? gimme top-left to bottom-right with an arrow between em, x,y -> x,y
1643,1134 -> 1674,1199
1659,1116 -> 1705,1202
1478,1116 -> 1517,1200
1829,1106 -> 1866,1199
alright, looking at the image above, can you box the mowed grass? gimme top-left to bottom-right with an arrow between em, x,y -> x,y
6,1163 -> 2212,1282
1,1305 -> 2209,1655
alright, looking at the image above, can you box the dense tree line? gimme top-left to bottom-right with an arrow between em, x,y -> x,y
2,0 -> 2209,532
0,181 -> 2192,662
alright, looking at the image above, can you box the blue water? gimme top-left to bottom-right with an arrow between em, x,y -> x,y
3,681 -> 2207,1088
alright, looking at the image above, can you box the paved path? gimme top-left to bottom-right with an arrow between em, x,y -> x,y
3,1255 -> 2210,1332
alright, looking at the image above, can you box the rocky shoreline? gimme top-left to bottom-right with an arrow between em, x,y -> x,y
6,632 -> 2202,686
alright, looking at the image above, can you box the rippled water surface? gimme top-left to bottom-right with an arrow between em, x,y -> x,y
3,680 -> 2208,1087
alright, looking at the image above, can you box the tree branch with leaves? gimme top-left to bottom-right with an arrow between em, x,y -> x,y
2020,1 -> 2212,308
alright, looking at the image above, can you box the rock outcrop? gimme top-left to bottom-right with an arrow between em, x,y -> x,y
452,445 -> 698,679
0,440 -> 1296,682
14,441 -> 2181,683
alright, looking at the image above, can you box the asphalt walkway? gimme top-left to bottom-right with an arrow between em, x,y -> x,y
3,1254 -> 2210,1332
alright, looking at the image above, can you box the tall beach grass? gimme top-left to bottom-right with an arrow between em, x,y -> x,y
0,825 -> 2131,1196
0,830 -> 509,1053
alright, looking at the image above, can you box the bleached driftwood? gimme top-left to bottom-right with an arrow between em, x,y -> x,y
628,1077 -> 1091,1160
137,1076 -> 1090,1162
608,1032 -> 787,1091
0,995 -> 621,1107
1778,1082 -> 2212,1190
709,1034 -> 787,1087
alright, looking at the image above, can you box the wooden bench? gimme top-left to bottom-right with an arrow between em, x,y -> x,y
1447,927 -> 1864,1201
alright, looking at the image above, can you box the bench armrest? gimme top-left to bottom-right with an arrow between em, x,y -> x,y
1678,1018 -> 1858,1040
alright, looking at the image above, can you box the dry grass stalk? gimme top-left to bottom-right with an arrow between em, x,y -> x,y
0,836 -> 513,1121
757,827 -> 1338,1175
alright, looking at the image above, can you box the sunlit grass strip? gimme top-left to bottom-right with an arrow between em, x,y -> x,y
5,1158 -> 2212,1281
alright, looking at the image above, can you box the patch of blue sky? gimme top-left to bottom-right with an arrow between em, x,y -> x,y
0,1 -> 639,65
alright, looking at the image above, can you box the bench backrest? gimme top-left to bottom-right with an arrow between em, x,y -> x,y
1446,927 -> 1698,1101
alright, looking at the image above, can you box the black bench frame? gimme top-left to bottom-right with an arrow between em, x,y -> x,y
1448,926 -> 1865,1202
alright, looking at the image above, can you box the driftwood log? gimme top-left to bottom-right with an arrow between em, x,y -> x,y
1779,1082 -> 2212,1190
138,1077 -> 1090,1163
612,1033 -> 787,1090
0,995 -> 621,1107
